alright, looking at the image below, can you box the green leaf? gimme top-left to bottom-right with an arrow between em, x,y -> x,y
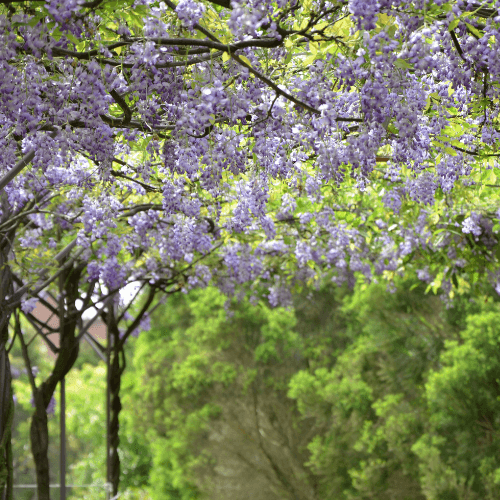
448,18 -> 460,31
238,55 -> 252,67
465,22 -> 482,38
394,58 -> 413,69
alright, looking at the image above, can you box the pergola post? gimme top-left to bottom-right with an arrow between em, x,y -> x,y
106,314 -> 111,500
60,378 -> 66,500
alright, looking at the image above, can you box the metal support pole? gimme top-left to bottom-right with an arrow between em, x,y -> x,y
106,316 -> 111,500
0,349 -> 6,500
60,378 -> 66,500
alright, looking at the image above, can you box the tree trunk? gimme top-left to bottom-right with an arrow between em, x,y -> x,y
105,287 -> 155,497
0,195 -> 14,500
30,393 -> 50,500
0,345 -> 14,500
107,309 -> 126,497
29,264 -> 83,500
109,350 -> 124,497
30,324 -> 81,500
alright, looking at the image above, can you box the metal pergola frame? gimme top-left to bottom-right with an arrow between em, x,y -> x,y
12,306 -> 112,500
12,284 -> 160,500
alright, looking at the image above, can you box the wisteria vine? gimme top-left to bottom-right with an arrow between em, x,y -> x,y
1,0 -> 500,310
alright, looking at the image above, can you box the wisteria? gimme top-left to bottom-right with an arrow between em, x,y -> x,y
0,0 -> 498,309
3,2 -> 500,493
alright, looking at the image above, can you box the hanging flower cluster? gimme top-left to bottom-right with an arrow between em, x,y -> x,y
1,0 -> 500,308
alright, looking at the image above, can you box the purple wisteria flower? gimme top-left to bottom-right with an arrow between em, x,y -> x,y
21,297 -> 38,314
416,267 -> 432,283
131,313 -> 152,338
462,213 -> 482,237
3,0 -> 500,320
175,0 -> 206,29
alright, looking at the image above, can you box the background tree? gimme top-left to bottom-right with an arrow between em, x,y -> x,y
123,278 -> 500,500
124,284 -> 355,500
125,286 -> 326,500
411,303 -> 500,500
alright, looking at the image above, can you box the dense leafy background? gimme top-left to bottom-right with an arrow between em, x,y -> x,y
12,279 -> 500,500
